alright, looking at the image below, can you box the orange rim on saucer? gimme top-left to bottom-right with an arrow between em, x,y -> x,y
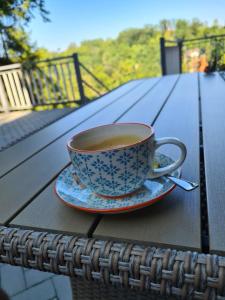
54,182 -> 176,214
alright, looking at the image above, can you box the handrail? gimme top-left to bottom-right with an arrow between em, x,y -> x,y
182,33 -> 225,43
0,53 -> 109,111
161,34 -> 225,75
34,53 -> 108,98
79,62 -> 110,91
0,63 -> 21,71
34,55 -> 73,64
164,33 -> 225,44
82,79 -> 102,96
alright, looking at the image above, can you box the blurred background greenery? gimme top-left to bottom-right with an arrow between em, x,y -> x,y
1,1 -> 225,96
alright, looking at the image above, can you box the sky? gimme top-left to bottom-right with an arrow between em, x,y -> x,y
27,0 -> 225,51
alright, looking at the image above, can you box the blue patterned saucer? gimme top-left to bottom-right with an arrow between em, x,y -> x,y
55,153 -> 180,214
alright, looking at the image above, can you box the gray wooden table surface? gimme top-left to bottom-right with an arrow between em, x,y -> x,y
0,73 -> 223,255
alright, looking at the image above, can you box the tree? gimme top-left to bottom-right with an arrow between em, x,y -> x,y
159,19 -> 171,36
0,0 -> 49,64
190,19 -> 204,37
175,19 -> 190,39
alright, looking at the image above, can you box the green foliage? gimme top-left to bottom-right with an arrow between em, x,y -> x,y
52,18 -> 225,91
206,39 -> 225,72
0,0 -> 49,26
2,14 -> 225,93
0,0 -> 49,64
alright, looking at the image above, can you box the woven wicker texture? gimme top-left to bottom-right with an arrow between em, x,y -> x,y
1,226 -> 225,299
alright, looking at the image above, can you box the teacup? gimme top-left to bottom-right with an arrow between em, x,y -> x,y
67,123 -> 186,197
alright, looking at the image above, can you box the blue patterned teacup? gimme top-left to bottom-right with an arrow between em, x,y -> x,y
67,123 -> 186,197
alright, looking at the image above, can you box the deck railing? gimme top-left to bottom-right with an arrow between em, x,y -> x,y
0,63 -> 33,112
0,53 -> 109,112
160,34 -> 225,75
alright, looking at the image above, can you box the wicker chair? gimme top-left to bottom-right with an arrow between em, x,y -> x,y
0,226 -> 224,300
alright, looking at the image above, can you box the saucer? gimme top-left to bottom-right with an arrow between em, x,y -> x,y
55,153 -> 180,214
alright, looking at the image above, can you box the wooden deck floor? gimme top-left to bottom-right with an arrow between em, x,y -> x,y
0,108 -> 74,151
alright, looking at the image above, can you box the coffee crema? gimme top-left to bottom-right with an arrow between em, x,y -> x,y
85,135 -> 141,151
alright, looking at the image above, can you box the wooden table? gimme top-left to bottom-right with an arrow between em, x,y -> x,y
1,72 -> 225,299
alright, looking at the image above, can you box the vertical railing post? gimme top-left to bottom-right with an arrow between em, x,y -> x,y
72,53 -> 86,104
0,75 -> 9,112
160,37 -> 166,75
178,39 -> 183,74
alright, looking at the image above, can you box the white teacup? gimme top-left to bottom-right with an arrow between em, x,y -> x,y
67,123 -> 186,197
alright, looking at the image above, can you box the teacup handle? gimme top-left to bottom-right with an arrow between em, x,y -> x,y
148,137 -> 187,179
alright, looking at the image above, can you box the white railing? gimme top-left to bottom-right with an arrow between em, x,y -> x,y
0,54 -> 109,112
0,63 -> 32,112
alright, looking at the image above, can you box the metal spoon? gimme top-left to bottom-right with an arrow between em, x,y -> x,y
165,175 -> 199,191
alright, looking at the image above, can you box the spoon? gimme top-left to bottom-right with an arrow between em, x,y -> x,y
165,175 -> 199,191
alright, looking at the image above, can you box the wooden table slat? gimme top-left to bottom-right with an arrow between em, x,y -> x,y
1,78 -> 158,227
11,182 -> 99,235
119,74 -> 179,124
94,73 -> 201,251
0,79 -> 142,178
200,72 -> 225,255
